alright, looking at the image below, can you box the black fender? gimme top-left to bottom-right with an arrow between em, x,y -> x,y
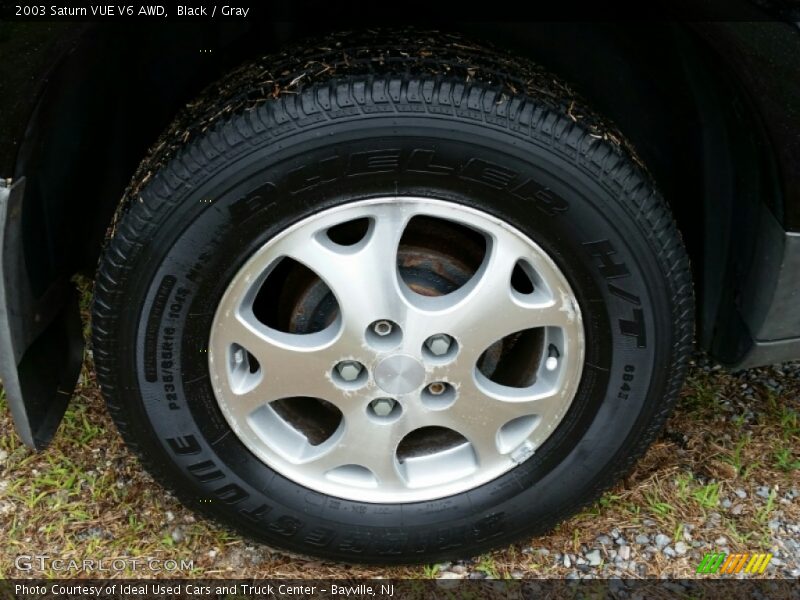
0,177 -> 83,448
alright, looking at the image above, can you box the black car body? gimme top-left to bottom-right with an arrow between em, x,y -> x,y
2,14 -> 800,450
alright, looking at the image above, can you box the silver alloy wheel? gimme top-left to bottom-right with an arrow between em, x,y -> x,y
208,197 -> 585,503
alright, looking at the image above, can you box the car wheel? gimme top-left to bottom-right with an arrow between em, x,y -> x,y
92,37 -> 693,563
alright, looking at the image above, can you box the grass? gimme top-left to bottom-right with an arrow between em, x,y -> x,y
474,555 -> 500,579
774,448 -> 800,471
692,483 -> 720,511
421,564 -> 439,578
756,489 -> 777,524
645,491 -> 675,518
0,294 -> 798,579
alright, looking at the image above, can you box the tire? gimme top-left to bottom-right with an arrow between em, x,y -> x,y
92,34 -> 693,564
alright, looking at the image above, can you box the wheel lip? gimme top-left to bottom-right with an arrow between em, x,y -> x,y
208,196 -> 585,503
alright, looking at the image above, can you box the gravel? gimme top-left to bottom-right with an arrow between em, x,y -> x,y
585,550 -> 602,566
756,486 -> 772,498
438,572 -> 462,580
654,534 -> 671,549
596,535 -> 612,546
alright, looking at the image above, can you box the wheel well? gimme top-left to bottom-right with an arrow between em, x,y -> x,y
16,22 -> 780,352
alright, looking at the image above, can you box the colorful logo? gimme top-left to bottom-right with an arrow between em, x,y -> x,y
696,552 -> 772,575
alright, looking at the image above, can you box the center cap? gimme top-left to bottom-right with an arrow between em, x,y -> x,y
374,354 -> 426,394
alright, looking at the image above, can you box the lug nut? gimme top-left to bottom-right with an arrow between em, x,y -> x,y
427,382 -> 447,396
336,361 -> 363,382
370,398 -> 396,417
372,320 -> 394,337
425,334 -> 452,357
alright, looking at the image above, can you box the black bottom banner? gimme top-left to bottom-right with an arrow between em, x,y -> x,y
2,579 -> 799,600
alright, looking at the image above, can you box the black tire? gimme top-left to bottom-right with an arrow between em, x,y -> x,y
92,35 -> 693,564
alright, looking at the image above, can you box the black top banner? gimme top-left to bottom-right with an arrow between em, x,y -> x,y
1,0 -> 800,22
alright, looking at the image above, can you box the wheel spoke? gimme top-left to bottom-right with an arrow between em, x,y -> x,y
439,238 -> 577,363
428,380 -> 563,464
305,410 -> 408,487
211,310 -> 343,420
281,205 -> 415,331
